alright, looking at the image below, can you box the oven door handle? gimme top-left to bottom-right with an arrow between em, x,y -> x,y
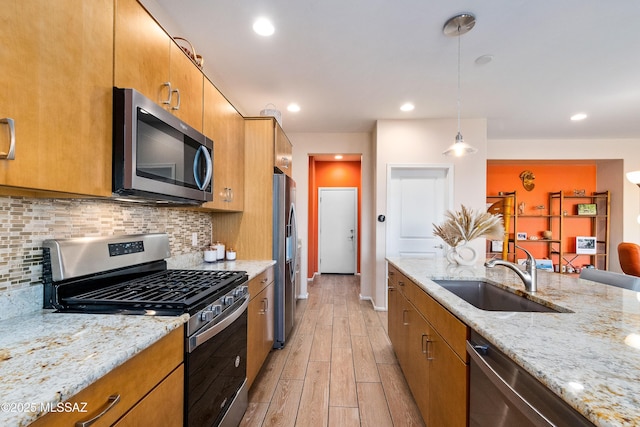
188,297 -> 248,353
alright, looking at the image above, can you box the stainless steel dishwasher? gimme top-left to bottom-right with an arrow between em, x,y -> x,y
467,331 -> 595,427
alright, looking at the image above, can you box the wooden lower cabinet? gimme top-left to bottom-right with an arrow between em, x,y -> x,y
113,366 -> 183,427
30,327 -> 184,427
387,265 -> 469,426
247,266 -> 275,388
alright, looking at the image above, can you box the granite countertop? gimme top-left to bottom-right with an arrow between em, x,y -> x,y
387,257 -> 640,427
0,259 -> 275,427
179,259 -> 276,279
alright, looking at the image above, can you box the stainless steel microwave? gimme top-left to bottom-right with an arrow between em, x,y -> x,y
113,87 -> 213,205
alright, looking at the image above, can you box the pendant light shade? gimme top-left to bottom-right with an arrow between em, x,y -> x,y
442,13 -> 478,157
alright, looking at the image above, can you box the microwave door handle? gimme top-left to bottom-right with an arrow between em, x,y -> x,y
193,145 -> 212,191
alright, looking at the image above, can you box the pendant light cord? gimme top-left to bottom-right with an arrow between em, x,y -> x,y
457,25 -> 461,135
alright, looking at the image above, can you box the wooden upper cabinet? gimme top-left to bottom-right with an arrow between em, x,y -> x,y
114,0 -> 203,130
0,0 -> 113,196
168,42 -> 203,130
274,123 -> 293,176
202,78 -> 244,211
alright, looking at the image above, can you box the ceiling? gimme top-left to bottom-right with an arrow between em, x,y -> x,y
144,0 -> 640,140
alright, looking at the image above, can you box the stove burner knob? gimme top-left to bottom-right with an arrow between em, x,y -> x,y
233,286 -> 248,297
211,304 -> 222,316
223,295 -> 234,306
200,309 -> 214,322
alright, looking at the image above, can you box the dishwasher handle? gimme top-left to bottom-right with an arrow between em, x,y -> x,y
466,340 -> 554,427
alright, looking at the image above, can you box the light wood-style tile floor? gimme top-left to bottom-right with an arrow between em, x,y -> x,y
240,274 -> 425,427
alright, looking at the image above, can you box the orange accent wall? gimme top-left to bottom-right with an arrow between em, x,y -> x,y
308,159 -> 362,277
487,163 -> 597,266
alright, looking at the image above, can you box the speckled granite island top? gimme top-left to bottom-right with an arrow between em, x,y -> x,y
0,259 -> 275,427
387,257 -> 640,427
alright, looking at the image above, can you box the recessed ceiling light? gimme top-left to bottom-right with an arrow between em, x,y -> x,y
400,103 -> 415,112
571,113 -> 587,121
335,155 -> 343,160
253,17 -> 274,36
287,103 -> 301,112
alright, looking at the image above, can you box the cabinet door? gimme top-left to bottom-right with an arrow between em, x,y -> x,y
202,79 -> 244,211
114,0 -> 172,106
168,42 -> 203,130
0,0 -> 113,196
247,282 -> 274,388
428,329 -> 468,427
274,123 -> 293,176
406,308 -> 431,421
113,366 -> 184,427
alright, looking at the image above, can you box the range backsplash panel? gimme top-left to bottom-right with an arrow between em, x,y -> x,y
0,196 -> 213,296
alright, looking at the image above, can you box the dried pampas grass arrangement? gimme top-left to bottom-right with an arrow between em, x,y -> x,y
433,205 -> 504,247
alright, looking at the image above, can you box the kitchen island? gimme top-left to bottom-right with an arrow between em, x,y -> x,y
387,257 -> 640,427
0,259 -> 274,427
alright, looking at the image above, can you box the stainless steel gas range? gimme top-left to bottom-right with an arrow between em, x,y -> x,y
42,233 -> 248,427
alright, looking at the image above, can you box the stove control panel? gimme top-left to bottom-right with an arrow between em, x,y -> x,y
108,240 -> 145,257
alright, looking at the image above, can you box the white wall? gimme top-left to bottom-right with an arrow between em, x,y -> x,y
287,132 -> 374,300
374,118 -> 488,309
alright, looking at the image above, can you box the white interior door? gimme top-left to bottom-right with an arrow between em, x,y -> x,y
387,166 -> 452,258
319,187 -> 357,273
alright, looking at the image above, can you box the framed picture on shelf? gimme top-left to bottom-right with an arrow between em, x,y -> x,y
516,232 -> 527,240
490,240 -> 504,252
577,203 -> 597,215
576,236 -> 597,254
535,259 -> 554,271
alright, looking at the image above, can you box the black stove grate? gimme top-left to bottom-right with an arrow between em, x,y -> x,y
64,270 -> 246,309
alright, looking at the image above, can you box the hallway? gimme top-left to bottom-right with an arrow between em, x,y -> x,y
240,274 -> 424,426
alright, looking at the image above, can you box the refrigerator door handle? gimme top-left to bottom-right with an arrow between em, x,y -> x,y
288,202 -> 298,283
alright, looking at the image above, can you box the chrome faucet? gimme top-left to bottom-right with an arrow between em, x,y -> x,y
484,246 -> 538,292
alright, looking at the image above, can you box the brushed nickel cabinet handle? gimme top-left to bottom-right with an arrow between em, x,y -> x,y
171,88 -> 181,110
161,82 -> 172,105
0,118 -> 16,160
75,394 -> 120,427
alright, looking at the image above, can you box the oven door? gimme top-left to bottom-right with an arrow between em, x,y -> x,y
185,297 -> 248,427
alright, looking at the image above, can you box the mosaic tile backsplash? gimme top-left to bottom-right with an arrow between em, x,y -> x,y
0,196 -> 213,295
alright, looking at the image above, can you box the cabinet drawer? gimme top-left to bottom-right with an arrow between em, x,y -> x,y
249,266 -> 275,300
388,265 -> 410,296
388,265 -> 399,288
409,283 -> 468,362
31,326 -> 183,427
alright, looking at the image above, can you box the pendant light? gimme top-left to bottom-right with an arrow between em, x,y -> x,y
442,14 -> 478,157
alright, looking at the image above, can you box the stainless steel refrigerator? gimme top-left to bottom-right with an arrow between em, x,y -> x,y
273,173 -> 297,348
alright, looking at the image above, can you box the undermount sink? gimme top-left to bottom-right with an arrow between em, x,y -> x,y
432,280 -> 564,313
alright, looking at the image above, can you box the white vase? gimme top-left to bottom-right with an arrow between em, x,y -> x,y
447,241 -> 478,266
